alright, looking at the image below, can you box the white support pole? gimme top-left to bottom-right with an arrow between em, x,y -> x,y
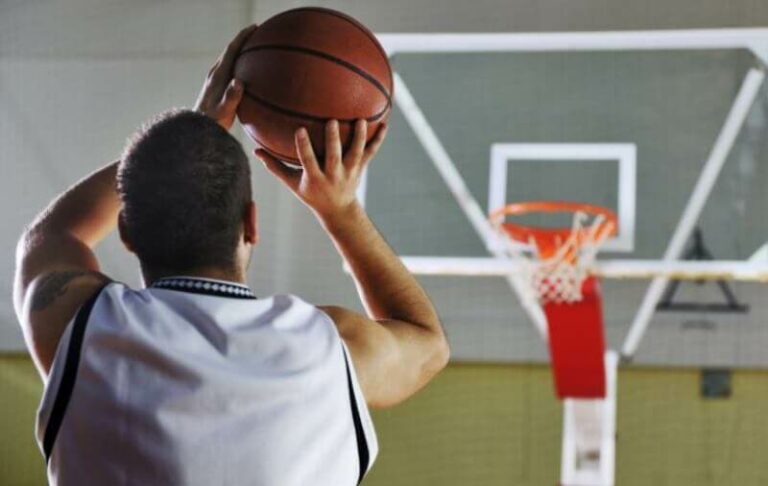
392,73 -> 549,338
621,68 -> 766,358
601,351 -> 619,485
560,400 -> 578,483
560,351 -> 618,486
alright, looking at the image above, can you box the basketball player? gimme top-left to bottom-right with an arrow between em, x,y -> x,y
13,25 -> 449,485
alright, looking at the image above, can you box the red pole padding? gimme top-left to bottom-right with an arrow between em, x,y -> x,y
543,277 -> 607,399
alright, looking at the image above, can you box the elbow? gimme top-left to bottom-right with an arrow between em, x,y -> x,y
15,229 -> 34,266
16,224 -> 42,257
436,335 -> 451,370
426,330 -> 451,376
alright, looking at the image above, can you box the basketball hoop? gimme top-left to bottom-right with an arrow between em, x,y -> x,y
489,201 -> 618,304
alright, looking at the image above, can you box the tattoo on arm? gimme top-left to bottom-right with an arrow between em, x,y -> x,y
30,270 -> 109,311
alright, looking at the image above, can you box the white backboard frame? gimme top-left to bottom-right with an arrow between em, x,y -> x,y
487,143 -> 637,253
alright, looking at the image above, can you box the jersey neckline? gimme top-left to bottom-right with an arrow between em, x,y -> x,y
150,276 -> 257,299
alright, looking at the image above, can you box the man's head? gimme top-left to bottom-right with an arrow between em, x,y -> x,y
117,109 -> 256,283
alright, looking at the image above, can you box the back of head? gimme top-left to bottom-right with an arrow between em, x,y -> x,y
118,110 -> 251,277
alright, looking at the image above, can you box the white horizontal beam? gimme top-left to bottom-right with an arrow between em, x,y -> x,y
379,29 -> 768,58
397,256 -> 768,282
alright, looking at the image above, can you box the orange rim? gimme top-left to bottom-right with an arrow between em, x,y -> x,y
489,201 -> 618,259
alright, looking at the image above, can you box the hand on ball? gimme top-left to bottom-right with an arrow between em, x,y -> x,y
255,119 -> 387,220
194,25 -> 257,130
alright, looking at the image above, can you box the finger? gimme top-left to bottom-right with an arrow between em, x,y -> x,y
228,24 -> 259,56
363,123 -> 388,162
254,149 -> 300,191
294,128 -> 323,177
209,79 -> 244,128
345,119 -> 367,168
207,58 -> 221,78
195,58 -> 221,110
213,24 -> 259,83
218,79 -> 244,112
324,120 -> 342,175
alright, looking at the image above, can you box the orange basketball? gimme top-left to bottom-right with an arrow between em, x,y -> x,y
234,7 -> 393,166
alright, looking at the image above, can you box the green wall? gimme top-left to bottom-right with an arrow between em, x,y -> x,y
1,354 -> 766,485
0,355 -> 46,486
367,364 -> 562,485
615,368 -> 768,485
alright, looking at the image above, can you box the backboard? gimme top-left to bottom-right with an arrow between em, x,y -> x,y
359,30 -> 768,365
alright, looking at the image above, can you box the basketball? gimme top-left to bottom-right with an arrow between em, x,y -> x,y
234,7 -> 393,166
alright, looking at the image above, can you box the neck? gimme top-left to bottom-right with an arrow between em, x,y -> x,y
143,266 -> 246,288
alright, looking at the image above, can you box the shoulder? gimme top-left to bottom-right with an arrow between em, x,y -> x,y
258,295 -> 347,356
23,269 -> 113,377
267,294 -> 339,332
26,270 -> 112,312
315,305 -> 386,350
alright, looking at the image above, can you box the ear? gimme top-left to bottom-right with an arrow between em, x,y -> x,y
117,210 -> 135,253
243,201 -> 258,245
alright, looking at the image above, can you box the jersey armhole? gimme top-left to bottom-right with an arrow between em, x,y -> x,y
314,305 -> 379,482
37,283 -> 108,463
340,341 -> 373,484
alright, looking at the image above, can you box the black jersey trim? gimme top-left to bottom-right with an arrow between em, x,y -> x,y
150,277 -> 257,300
43,284 -> 108,463
342,346 -> 370,484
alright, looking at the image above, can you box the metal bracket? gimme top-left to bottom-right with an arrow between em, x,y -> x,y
656,228 -> 749,313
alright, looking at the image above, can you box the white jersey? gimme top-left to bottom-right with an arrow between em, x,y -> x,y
36,276 -> 378,486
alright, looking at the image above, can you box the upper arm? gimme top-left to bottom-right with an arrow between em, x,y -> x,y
319,305 -> 449,409
13,230 -> 111,378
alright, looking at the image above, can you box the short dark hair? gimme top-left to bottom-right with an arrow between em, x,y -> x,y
117,109 -> 251,276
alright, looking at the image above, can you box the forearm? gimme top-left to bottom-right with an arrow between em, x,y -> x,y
319,202 -> 442,334
25,161 -> 120,248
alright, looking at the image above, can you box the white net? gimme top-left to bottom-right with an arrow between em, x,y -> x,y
495,212 -> 615,305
